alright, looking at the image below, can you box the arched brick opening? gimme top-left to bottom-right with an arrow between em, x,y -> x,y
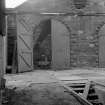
33,18 -> 70,69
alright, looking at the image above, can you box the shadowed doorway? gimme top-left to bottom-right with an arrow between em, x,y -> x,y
33,19 -> 52,69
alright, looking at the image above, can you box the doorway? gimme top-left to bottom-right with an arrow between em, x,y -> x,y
33,19 -> 52,69
33,19 -> 70,70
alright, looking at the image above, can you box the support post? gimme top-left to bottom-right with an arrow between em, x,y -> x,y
0,0 -> 5,105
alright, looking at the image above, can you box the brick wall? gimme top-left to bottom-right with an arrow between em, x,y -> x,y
62,15 -> 105,68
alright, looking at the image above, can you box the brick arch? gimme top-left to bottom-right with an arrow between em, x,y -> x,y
33,17 -> 71,36
95,21 -> 105,38
32,16 -> 71,48
98,21 -> 105,68
33,19 -> 52,69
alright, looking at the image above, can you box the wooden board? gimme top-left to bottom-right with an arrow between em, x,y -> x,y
17,15 -> 33,72
99,24 -> 105,68
52,19 -> 70,69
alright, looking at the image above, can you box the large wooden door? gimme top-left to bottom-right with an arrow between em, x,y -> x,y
17,15 -> 33,72
52,19 -> 70,69
99,24 -> 105,68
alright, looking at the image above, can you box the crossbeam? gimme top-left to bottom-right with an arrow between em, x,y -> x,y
5,11 -> 105,16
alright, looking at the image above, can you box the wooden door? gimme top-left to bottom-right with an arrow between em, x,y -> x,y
52,19 -> 70,69
99,24 -> 105,68
17,15 -> 33,72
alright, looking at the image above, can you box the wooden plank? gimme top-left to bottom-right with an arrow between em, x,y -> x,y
17,14 -> 33,72
73,88 -> 84,91
92,81 -> 105,88
60,82 -> 92,105
52,19 -> 70,69
82,81 -> 90,99
6,11 -> 105,16
47,72 -> 92,105
0,0 -> 5,104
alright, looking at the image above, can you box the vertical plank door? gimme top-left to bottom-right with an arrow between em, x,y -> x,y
17,14 -> 33,72
51,19 -> 70,69
99,24 -> 105,68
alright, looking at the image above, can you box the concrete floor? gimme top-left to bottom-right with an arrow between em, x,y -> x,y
5,69 -> 105,89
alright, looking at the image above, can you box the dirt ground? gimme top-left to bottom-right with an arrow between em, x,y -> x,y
4,70 -> 105,105
5,83 -> 82,105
